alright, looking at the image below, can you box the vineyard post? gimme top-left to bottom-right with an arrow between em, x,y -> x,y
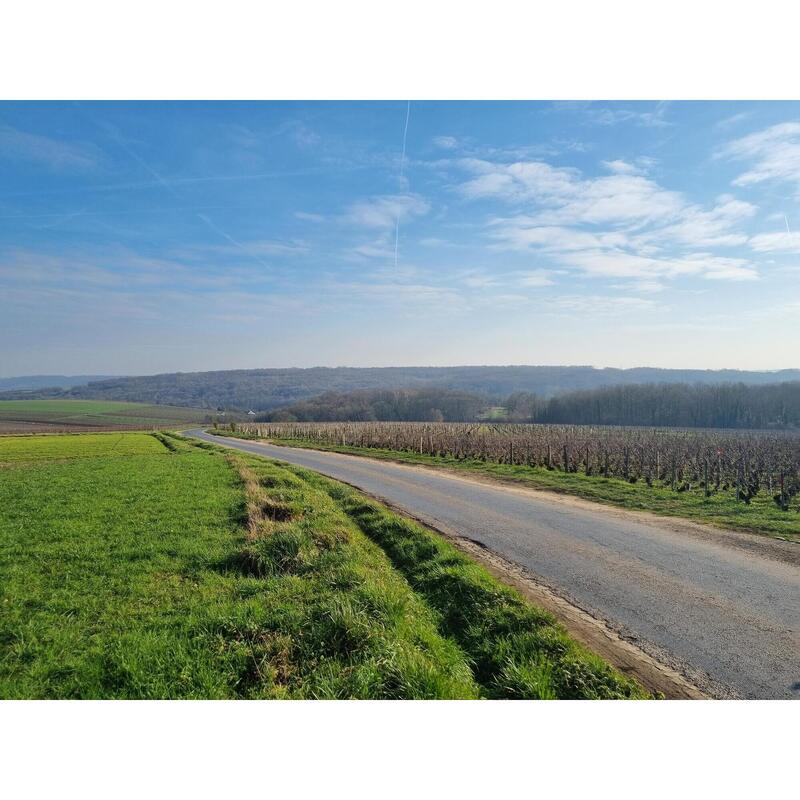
736,461 -> 742,503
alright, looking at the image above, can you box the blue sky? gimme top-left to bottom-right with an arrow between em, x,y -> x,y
1,100 -> 799,376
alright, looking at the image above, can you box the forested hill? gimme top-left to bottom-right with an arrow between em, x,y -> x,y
2,365 -> 799,413
262,381 -> 800,430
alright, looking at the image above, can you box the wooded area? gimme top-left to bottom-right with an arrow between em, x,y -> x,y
263,381 -> 800,430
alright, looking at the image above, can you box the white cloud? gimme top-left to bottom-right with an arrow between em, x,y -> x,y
433,135 -> 458,150
463,271 -> 498,288
583,106 -> 671,129
459,171 -> 518,199
601,159 -> 641,175
719,122 -> 800,188
348,240 -> 395,260
540,174 -> 684,226
455,158 -> 579,202
344,194 -> 430,229
633,199 -> 757,248
517,269 -> 555,287
295,211 -> 324,222
454,159 -> 684,226
450,152 -> 759,287
560,250 -> 758,282
748,231 -> 800,253
489,224 -> 628,252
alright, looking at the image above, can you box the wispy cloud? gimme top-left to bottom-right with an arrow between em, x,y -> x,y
0,124 -> 101,171
550,295 -> 661,314
719,122 -> 800,189
448,151 -> 760,288
748,230 -> 800,253
560,250 -> 758,282
556,102 -> 672,129
433,135 -> 459,150
714,111 -> 753,130
453,158 -> 684,226
344,194 -> 430,229
632,197 -> 757,248
517,269 -> 556,287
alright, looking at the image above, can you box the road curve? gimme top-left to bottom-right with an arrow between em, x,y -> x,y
186,429 -> 800,699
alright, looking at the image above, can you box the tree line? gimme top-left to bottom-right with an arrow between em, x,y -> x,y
259,388 -> 487,422
263,381 -> 800,430
533,381 -> 800,429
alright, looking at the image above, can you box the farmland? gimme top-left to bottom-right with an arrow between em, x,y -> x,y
0,399 -> 210,433
0,430 -> 646,699
236,422 -> 800,540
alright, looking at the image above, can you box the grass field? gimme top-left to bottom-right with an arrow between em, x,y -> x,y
224,434 -> 800,541
0,399 -> 208,433
0,430 -> 647,699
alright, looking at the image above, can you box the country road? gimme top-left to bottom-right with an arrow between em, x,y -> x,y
186,429 -> 800,699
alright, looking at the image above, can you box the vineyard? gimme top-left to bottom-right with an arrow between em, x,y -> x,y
239,422 -> 800,512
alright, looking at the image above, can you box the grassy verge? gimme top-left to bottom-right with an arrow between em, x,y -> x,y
0,430 -> 649,698
224,434 -> 799,541
293,466 -> 649,698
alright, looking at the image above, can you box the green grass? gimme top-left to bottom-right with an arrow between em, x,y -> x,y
226,434 -> 800,541
0,431 -> 166,462
0,399 -> 207,431
0,431 -> 649,698
292,466 -> 648,699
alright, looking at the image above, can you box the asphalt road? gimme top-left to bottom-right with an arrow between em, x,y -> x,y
186,429 -> 800,699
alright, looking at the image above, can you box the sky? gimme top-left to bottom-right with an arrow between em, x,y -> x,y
1,100 -> 799,377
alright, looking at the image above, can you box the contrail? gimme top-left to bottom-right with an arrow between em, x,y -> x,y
785,214 -> 792,234
393,101 -> 411,269
196,213 -> 273,270
98,118 -> 274,272
108,131 -> 182,200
